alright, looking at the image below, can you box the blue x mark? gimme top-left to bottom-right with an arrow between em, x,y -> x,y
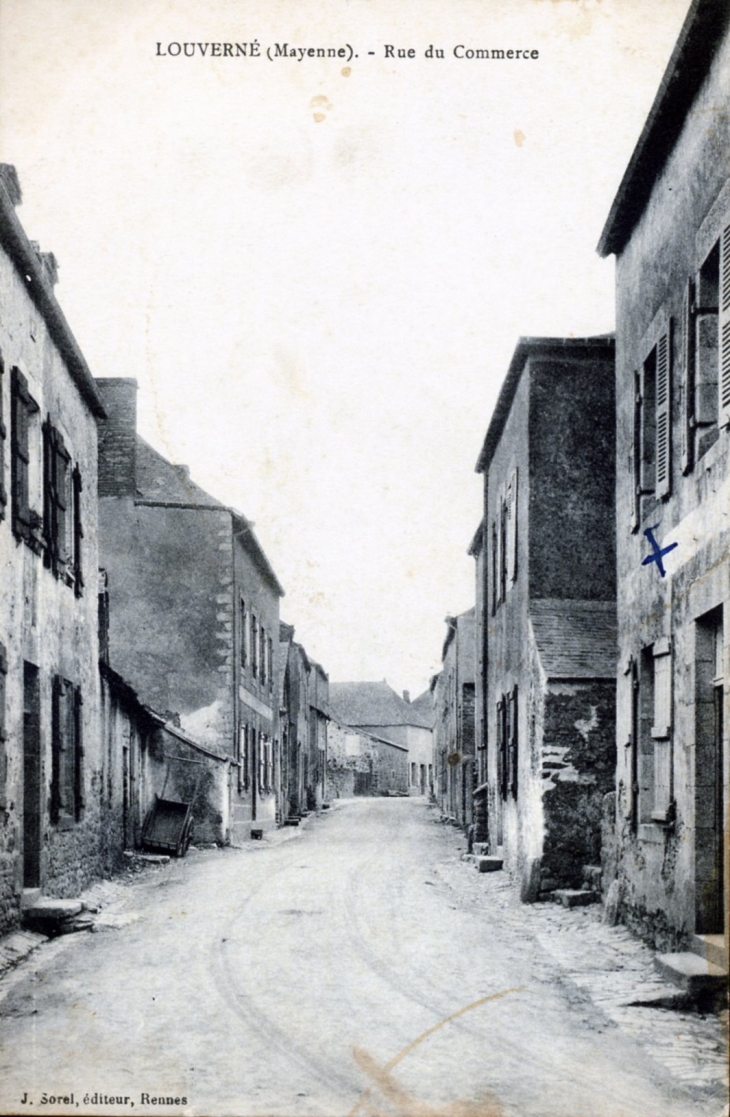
642,526 -> 678,578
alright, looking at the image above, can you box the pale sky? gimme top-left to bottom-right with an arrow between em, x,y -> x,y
0,0 -> 690,695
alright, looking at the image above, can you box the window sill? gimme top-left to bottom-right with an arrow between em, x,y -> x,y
638,823 -> 665,844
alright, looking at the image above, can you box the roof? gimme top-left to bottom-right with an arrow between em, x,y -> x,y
475,336 -> 615,474
0,166 -> 106,419
136,437 -> 226,506
410,689 -> 435,728
328,681 -> 432,730
330,719 -> 409,753
467,519 -> 484,557
529,599 -> 617,679
598,0 -> 729,258
134,437 -> 285,598
441,606 -> 476,663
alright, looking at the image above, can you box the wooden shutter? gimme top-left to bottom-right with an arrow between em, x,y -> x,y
496,698 -> 506,799
490,521 -> 498,614
10,367 -> 31,531
43,422 -> 54,567
72,466 -> 83,596
626,657 -> 639,826
0,644 -> 7,810
652,639 -> 672,738
508,687 -> 518,798
651,642 -> 672,820
631,371 -> 641,531
655,327 -> 672,499
506,470 -> 518,585
74,686 -> 85,816
720,219 -> 730,426
682,278 -> 696,474
51,676 -> 66,819
0,353 -> 6,520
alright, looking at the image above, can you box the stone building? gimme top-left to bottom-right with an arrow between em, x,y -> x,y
307,659 -> 329,811
474,336 -> 618,900
95,378 -> 284,843
433,608 -> 476,832
0,165 -> 107,932
327,721 -> 409,798
468,520 -> 488,841
329,681 -> 433,795
278,626 -> 330,820
598,0 -> 730,961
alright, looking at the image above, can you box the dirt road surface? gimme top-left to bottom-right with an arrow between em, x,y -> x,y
0,798 -> 725,1117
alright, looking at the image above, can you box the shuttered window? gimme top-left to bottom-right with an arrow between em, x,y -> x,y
243,598 -> 252,665
496,697 -> 506,800
251,616 -> 258,678
0,353 -> 7,521
681,278 -> 696,474
10,366 -> 42,549
51,675 -> 84,826
636,641 -> 673,827
651,640 -> 672,821
238,723 -> 250,792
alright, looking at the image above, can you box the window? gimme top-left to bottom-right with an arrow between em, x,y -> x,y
251,615 -> 258,678
0,643 -> 7,809
683,224 -> 730,471
0,353 -> 7,522
258,732 -> 272,792
40,422 -> 83,592
10,367 -> 42,550
259,625 -> 267,686
267,637 -> 274,691
490,470 -> 518,612
239,600 -> 247,669
51,675 -> 84,827
496,687 -> 518,799
238,723 -> 250,791
632,328 -> 672,528
634,640 -> 673,825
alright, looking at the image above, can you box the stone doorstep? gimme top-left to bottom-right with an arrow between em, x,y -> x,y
692,934 -> 728,970
551,889 -> 600,908
475,856 -> 504,874
655,951 -> 729,996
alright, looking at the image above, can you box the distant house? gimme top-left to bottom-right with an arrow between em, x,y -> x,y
327,721 -> 408,798
433,608 -> 476,831
598,0 -> 730,957
474,336 -> 617,900
95,378 -> 284,843
329,681 -> 433,795
278,624 -> 329,819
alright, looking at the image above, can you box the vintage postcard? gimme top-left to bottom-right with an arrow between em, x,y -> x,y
0,1 -> 727,1115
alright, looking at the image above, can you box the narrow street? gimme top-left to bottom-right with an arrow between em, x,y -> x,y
0,798 -> 725,1117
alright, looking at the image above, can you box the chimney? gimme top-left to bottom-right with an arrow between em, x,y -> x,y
403,690 -> 410,703
0,164 -> 22,206
96,378 -> 138,496
30,242 -> 59,287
